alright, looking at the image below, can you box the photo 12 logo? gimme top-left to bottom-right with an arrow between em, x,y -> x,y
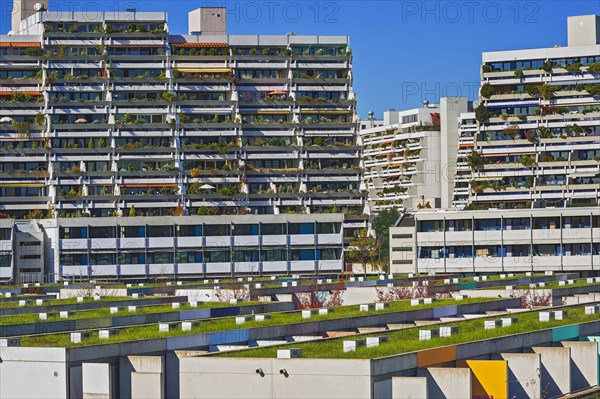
400,1 -> 540,24
200,1 -> 341,24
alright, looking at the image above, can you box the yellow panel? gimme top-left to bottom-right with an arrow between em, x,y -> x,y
256,111 -> 290,115
0,183 -> 45,187
301,110 -> 351,114
457,360 -> 508,399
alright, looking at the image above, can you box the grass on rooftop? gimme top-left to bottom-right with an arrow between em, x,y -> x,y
218,305 -> 599,359
18,297 -> 497,348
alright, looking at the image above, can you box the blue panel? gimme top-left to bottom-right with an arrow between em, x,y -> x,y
208,329 -> 249,345
552,325 -> 580,341
179,308 -> 211,320
433,305 -> 458,318
211,306 -> 239,318
460,282 -> 477,290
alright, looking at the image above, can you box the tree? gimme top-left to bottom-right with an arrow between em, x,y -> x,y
475,106 -> 492,124
467,151 -> 486,171
87,138 -> 94,149
372,208 -> 400,261
128,205 -> 136,217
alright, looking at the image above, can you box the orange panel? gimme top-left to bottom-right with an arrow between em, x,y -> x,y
417,345 -> 456,367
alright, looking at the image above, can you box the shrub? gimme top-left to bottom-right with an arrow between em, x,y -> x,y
480,83 -> 496,98
514,69 -> 524,79
564,62 -> 582,73
475,106 -> 492,123
587,62 -> 600,73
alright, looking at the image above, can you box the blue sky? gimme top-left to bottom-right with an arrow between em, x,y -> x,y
2,0 -> 599,117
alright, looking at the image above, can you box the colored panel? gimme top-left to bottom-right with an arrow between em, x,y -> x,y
460,282 -> 477,290
208,329 -> 249,345
458,360 -> 508,399
211,306 -> 239,318
433,305 -> 458,318
552,325 -> 580,341
417,346 -> 456,367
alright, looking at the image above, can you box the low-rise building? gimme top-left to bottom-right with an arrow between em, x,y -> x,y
389,207 -> 600,274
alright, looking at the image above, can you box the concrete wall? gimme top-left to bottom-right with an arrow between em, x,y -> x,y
0,347 -> 67,399
178,356 -> 372,399
561,341 -> 599,392
417,367 -> 471,399
82,363 -> 112,399
532,346 -> 571,397
390,377 -> 427,399
500,353 -> 541,399
128,356 -> 164,399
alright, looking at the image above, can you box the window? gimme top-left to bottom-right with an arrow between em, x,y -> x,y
446,220 -> 472,232
89,252 -> 116,265
418,247 -> 445,259
533,217 -> 560,229
289,223 -> 315,235
392,234 -> 412,239
60,227 -> 87,239
0,228 -> 11,240
146,252 -> 173,264
290,249 -> 315,261
418,221 -> 443,232
146,225 -> 173,237
392,259 -> 412,265
205,224 -> 230,236
233,250 -> 260,262
119,251 -> 145,265
262,223 -> 286,235
448,246 -> 472,258
475,245 -> 503,257
19,254 -> 41,260
317,222 -> 341,234
565,216 -> 591,229
507,245 -> 530,257
19,241 -> 40,247
233,224 -> 259,236
60,252 -> 87,266
317,248 -> 341,260
89,226 -> 116,239
177,225 -> 202,237
0,254 -> 11,267
534,244 -> 563,256
261,249 -> 287,262
475,219 -> 501,231
205,250 -> 230,263
504,218 -> 530,230
121,226 -> 145,238
175,251 -> 202,264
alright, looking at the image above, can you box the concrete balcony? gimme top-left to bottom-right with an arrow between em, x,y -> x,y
0,268 -> 13,279
262,261 -> 288,273
562,228 -> 593,242
261,235 -> 287,246
318,259 -> 343,271
233,236 -> 260,247
205,262 -> 231,274
503,256 -> 533,272
60,238 -> 88,250
119,237 -> 145,250
90,264 -> 118,276
176,236 -> 202,248
61,265 -> 89,277
532,256 -> 562,271
233,262 -> 260,273
416,231 -> 444,243
290,234 -> 315,245
148,263 -> 175,275
417,258 -> 448,273
119,264 -> 147,276
316,233 -> 343,245
205,236 -> 232,247
532,229 -> 562,242
501,229 -> 532,244
562,255 -> 593,270
443,231 -> 473,243
289,260 -> 315,272
89,238 -> 117,250
148,237 -> 175,248
177,263 -> 203,275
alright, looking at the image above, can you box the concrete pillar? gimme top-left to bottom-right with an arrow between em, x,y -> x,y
417,367 -> 471,399
561,341 -> 599,391
129,356 -> 164,399
82,363 -> 113,399
391,377 -> 427,399
500,353 -> 541,399
532,346 -> 571,397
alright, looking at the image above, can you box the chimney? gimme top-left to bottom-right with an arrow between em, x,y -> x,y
567,15 -> 600,46
11,0 -> 47,34
188,7 -> 226,35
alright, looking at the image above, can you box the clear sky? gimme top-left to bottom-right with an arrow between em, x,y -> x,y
2,0 -> 599,118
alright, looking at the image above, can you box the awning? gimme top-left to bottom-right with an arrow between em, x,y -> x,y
472,176 -> 503,181
0,91 -> 42,96
301,110 -> 351,114
120,184 -> 178,188
172,42 -> 228,48
256,111 -> 289,115
0,137 -> 46,141
0,183 -> 45,187
0,42 -> 40,48
459,143 -> 474,148
175,68 -> 231,73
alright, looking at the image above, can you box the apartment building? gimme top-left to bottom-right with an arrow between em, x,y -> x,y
453,15 -> 600,209
360,98 -> 469,212
0,7 -> 366,229
389,207 -> 600,274
0,213 -> 343,282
